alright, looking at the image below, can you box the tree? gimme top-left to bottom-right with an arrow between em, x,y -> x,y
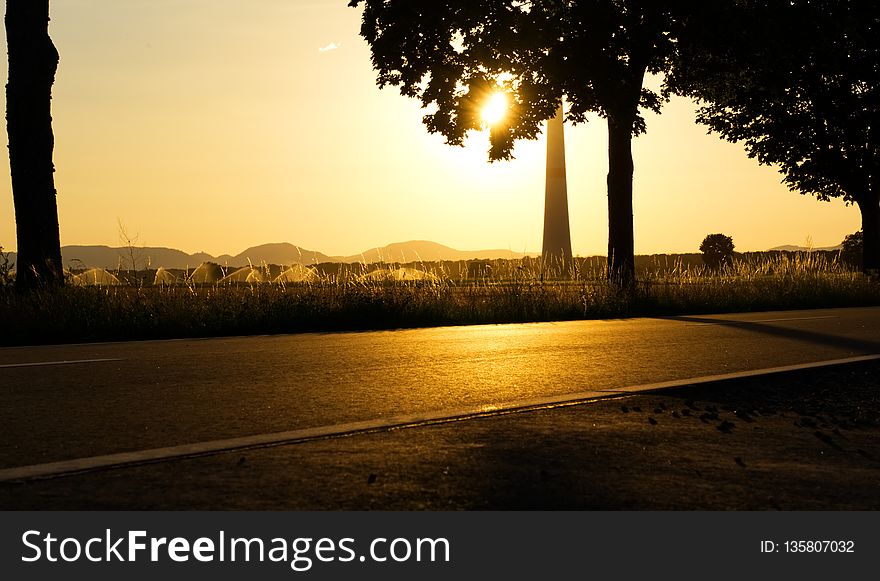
671,1 -> 879,274
5,0 -> 63,288
699,233 -> 734,269
348,0 -> 695,286
840,230 -> 863,270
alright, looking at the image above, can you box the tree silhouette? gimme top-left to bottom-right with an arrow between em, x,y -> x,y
699,233 -> 734,269
5,0 -> 63,287
671,1 -> 879,274
348,0 -> 696,287
840,230 -> 863,270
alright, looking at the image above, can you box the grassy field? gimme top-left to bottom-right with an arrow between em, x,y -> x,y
3,253 -> 878,346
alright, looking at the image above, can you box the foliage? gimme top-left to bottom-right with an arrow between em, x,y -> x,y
349,0 -> 686,158
671,0 -> 880,272
699,234 -> 734,269
840,230 -> 863,269
348,0 -> 700,286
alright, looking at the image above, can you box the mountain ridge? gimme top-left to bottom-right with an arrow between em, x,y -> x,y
4,241 -> 539,270
3,241 -> 843,270
768,244 -> 842,252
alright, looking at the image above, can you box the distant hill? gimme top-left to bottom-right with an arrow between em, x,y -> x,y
5,240 -> 535,270
6,240 -> 846,271
4,245 -> 234,271
339,240 -> 537,263
4,241 -> 848,272
59,245 -> 237,271
233,243 -> 332,266
768,244 -> 842,252
54,243 -> 329,270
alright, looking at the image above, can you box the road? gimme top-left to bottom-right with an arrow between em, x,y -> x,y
1,306 -> 878,475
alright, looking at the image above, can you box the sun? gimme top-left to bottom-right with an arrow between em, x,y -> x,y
481,92 -> 508,126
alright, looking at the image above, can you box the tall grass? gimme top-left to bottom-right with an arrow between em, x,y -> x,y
3,253 -> 877,346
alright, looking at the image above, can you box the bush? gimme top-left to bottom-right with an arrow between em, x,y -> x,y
699,234 -> 735,269
839,230 -> 863,269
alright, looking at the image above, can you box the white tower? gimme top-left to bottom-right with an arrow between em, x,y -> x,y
542,106 -> 573,273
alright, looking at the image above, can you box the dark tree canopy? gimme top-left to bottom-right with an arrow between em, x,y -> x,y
671,0 -> 880,274
349,0 -> 697,285
699,233 -> 734,269
350,0 -> 682,157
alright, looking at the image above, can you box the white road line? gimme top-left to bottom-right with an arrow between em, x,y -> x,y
0,353 -> 878,483
747,315 -> 839,323
0,358 -> 122,369
685,315 -> 838,327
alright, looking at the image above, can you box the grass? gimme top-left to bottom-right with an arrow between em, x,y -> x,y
2,253 -> 878,346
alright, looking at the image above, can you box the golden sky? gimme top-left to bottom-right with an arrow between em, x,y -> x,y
0,0 -> 860,257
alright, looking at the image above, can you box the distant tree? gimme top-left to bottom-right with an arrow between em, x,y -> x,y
699,233 -> 734,269
839,230 -> 863,270
5,0 -> 63,287
348,0 -> 702,287
671,1 -> 880,274
117,219 -> 147,274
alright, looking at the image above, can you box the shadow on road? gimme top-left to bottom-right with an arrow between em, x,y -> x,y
467,360 -> 880,510
658,315 -> 880,354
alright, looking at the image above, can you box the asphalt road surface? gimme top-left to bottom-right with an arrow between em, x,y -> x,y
1,306 -> 878,472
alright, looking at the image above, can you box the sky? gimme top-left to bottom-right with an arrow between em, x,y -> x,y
0,0 -> 861,257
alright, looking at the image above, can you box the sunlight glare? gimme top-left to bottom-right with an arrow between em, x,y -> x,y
481,92 -> 508,126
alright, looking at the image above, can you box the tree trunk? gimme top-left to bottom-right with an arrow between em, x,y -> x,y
6,0 -> 63,288
606,113 -> 636,287
858,194 -> 880,275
